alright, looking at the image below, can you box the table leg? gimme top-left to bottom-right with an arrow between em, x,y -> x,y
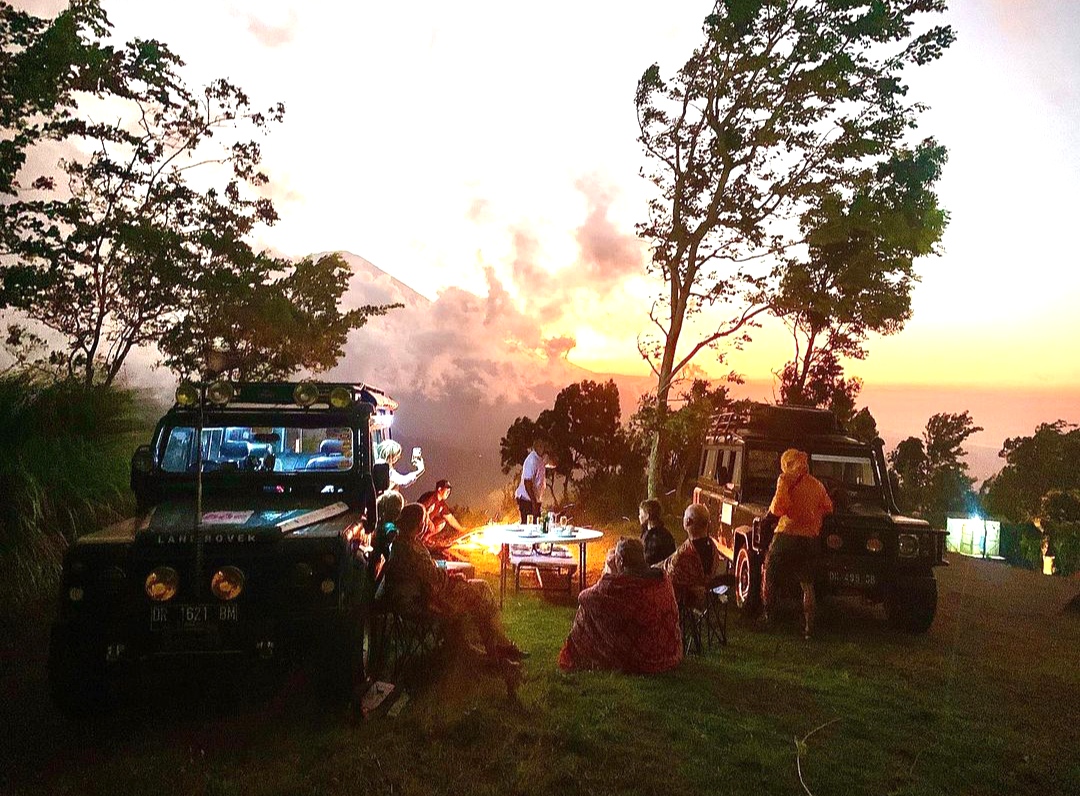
579,542 -> 586,591
499,543 -> 507,608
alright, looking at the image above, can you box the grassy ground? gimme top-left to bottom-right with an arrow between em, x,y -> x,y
2,532 -> 1078,796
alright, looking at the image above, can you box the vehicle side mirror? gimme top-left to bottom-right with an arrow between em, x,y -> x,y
130,445 -> 154,510
372,462 -> 391,493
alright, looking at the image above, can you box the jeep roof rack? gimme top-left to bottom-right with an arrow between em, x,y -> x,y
746,403 -> 839,435
171,381 -> 398,412
707,402 -> 841,442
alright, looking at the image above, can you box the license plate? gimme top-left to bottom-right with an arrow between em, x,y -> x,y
827,570 -> 877,588
150,603 -> 239,631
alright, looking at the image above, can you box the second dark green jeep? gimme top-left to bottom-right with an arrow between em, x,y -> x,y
693,404 -> 946,633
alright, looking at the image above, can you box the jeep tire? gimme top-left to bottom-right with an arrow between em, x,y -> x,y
734,546 -> 761,613
308,614 -> 365,702
48,626 -> 114,717
885,576 -> 938,634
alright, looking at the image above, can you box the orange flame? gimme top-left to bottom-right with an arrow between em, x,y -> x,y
450,524 -> 508,555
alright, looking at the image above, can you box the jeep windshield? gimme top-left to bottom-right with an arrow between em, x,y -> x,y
743,447 -> 885,509
161,425 -> 355,474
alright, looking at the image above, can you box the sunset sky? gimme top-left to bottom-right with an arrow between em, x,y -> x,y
14,0 -> 1080,472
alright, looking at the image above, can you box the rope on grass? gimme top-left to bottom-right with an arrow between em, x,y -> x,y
795,718 -> 840,796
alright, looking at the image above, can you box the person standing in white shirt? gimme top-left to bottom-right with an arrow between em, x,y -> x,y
514,437 -> 550,522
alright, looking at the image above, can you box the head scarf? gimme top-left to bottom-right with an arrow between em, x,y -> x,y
773,448 -> 810,513
780,448 -> 809,477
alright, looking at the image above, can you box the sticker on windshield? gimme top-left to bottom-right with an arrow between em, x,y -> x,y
202,510 -> 254,525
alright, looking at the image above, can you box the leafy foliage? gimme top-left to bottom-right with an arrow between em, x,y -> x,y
0,0 -> 111,195
634,0 -> 954,495
628,378 -> 740,501
1,2 -> 393,384
775,142 -> 948,408
500,416 -> 542,475
981,422 -> 1080,577
500,380 -> 632,508
159,253 -> 398,381
888,410 -> 983,526
982,421 -> 1080,524
845,406 -> 879,445
778,348 -> 862,424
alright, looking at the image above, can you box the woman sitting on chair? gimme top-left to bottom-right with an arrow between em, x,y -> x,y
558,538 -> 682,674
380,503 -> 525,662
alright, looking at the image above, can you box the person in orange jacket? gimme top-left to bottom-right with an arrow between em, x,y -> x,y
761,448 -> 833,639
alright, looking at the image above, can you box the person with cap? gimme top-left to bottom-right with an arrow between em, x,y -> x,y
418,479 -> 468,548
761,448 -> 834,639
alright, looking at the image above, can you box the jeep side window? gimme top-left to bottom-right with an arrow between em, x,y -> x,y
701,448 -> 718,481
728,450 -> 742,486
744,448 -> 781,501
717,448 -> 741,487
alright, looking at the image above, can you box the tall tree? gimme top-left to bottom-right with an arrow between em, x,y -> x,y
634,0 -> 954,496
775,143 -> 948,407
889,410 -> 982,526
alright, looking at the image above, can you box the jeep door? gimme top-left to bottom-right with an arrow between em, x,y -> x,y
712,446 -> 742,558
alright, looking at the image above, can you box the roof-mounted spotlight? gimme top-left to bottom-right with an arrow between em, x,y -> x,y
175,383 -> 199,407
329,386 -> 352,408
294,382 -> 319,406
206,380 -> 234,405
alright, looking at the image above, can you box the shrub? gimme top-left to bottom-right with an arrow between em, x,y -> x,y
1046,523 -> 1080,577
1000,523 -> 1040,569
0,374 -> 145,613
573,467 -> 646,526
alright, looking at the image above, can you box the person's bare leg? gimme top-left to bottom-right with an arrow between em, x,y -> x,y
761,542 -> 780,624
801,577 -> 816,639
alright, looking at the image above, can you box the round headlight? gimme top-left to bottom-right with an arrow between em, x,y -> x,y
898,534 -> 919,557
206,380 -> 234,405
211,566 -> 244,601
175,383 -> 199,406
145,566 -> 179,601
294,562 -> 314,580
826,533 -> 843,550
329,386 -> 352,408
294,382 -> 319,406
866,536 -> 884,554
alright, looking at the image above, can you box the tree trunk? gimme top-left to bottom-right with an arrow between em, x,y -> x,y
647,372 -> 673,499
647,285 -> 687,499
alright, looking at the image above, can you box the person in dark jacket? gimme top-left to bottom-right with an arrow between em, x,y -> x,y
639,498 -> 677,566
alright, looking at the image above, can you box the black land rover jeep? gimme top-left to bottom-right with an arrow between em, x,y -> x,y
693,404 -> 946,633
48,381 -> 396,714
